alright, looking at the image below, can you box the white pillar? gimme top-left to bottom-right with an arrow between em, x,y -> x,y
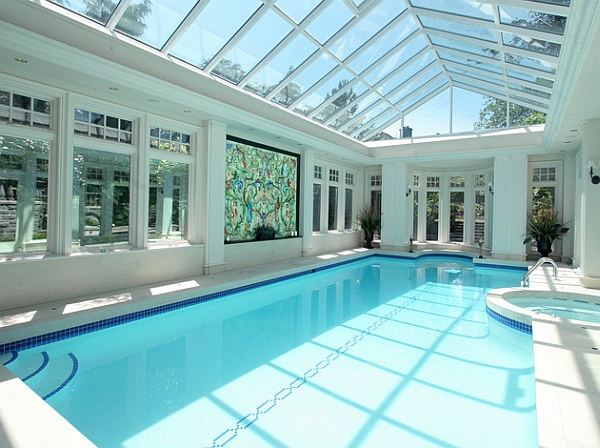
201,120 -> 227,274
301,149 -> 315,256
380,161 -> 408,250
580,119 -> 600,288
491,154 -> 528,260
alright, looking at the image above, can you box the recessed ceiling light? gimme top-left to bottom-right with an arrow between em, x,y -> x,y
109,86 -> 119,91
183,110 -> 191,113
147,98 -> 161,104
248,127 -> 255,131
14,58 -> 28,64
275,136 -> 281,139
570,129 -> 578,132
564,141 -> 571,144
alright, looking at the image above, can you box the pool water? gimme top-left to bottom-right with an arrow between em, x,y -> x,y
2,256 -> 536,447
513,297 -> 600,324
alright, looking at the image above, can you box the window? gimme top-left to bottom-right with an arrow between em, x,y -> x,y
150,126 -> 191,154
74,108 -> 133,144
313,183 -> 322,231
0,90 -> 52,128
149,160 -> 189,242
345,172 -> 354,185
532,166 -> 556,182
450,176 -> 465,188
72,148 -> 131,248
427,176 -> 440,188
328,186 -> 338,230
329,169 -> 339,182
344,188 -> 353,229
314,165 -> 322,179
0,135 -> 49,254
370,174 -> 381,186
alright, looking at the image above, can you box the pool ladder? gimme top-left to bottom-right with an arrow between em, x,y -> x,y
522,257 -> 558,287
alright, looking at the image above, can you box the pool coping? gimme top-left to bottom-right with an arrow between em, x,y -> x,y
1,249 -> 599,447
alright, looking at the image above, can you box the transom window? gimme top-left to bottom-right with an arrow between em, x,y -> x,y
74,108 -> 133,144
345,173 -> 354,186
329,169 -> 339,182
450,176 -> 465,188
314,165 -> 322,179
427,176 -> 440,188
150,126 -> 191,154
532,166 -> 556,182
370,174 -> 381,187
0,89 -> 52,128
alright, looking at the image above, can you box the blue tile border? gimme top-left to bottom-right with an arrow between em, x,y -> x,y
486,306 -> 532,334
0,253 -> 530,354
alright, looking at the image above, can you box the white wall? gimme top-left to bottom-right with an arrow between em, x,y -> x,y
1,245 -> 205,310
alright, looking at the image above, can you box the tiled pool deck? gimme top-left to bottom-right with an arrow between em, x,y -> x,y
0,249 -> 599,447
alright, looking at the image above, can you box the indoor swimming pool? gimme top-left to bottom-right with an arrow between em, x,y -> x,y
1,255 -> 536,447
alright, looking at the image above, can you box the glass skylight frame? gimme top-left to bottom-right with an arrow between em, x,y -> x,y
41,0 -> 571,142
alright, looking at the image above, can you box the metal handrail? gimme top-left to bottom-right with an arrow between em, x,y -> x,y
522,257 -> 558,287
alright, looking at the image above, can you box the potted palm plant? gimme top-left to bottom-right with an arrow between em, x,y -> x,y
355,206 -> 381,249
523,206 -> 568,257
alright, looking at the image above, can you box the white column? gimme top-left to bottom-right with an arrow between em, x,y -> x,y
130,114 -> 150,248
201,120 -> 227,274
491,154 -> 528,260
301,149 -> 314,256
47,92 -> 74,255
380,161 -> 408,250
580,118 -> 600,287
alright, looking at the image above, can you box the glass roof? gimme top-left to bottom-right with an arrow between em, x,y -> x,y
46,0 -> 570,142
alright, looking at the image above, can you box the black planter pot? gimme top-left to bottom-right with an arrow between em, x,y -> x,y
364,230 -> 374,249
537,238 -> 553,258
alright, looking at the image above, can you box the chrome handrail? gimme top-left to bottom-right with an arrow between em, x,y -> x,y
522,257 -> 558,287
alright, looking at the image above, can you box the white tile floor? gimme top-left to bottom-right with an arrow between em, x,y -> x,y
0,249 -> 599,447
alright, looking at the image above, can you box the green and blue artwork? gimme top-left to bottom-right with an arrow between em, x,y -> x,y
225,137 -> 298,242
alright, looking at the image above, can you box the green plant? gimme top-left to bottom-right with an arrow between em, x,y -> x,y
355,206 -> 381,248
523,206 -> 568,256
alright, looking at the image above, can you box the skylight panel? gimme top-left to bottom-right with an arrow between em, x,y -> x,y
275,0 -> 322,24
387,66 -> 444,104
509,93 -> 548,110
330,91 -> 380,128
353,109 -> 398,140
505,52 -> 557,73
446,66 -> 504,86
271,55 -> 337,107
430,35 -> 500,60
419,15 -> 498,42
244,34 -> 318,96
329,0 -> 407,61
212,10 -> 293,84
114,0 -> 197,48
305,0 -> 354,44
507,70 -> 554,88
438,51 -> 502,74
376,57 -> 439,97
313,82 -> 369,123
499,6 -> 567,35
451,77 -> 505,98
363,35 -> 429,85
48,0 -> 118,25
397,77 -> 448,113
347,16 -> 419,74
410,0 -> 494,22
508,83 -> 551,100
346,100 -> 391,133
501,33 -> 561,58
292,69 -> 356,116
169,0 -> 261,68
526,0 -> 570,5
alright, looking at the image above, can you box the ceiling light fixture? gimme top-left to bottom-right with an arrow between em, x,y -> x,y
14,58 -> 28,64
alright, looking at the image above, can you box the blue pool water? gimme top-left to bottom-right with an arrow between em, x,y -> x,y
512,297 -> 600,324
1,255 -> 536,447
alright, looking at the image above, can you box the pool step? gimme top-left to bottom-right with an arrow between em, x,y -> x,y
6,351 -> 79,400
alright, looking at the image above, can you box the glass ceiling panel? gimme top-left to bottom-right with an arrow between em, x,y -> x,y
305,0 -> 354,44
419,15 -> 498,42
430,35 -> 500,60
115,0 -> 197,48
271,55 -> 338,107
244,34 -> 318,96
213,10 -> 293,84
507,69 -> 554,88
438,52 -> 502,74
450,77 -> 505,97
169,0 -> 262,68
509,83 -> 551,100
329,0 -> 407,61
275,0 -> 322,24
331,92 -> 380,128
499,6 -> 567,35
363,35 -> 429,85
446,66 -> 504,86
410,0 -> 494,22
43,0 -> 572,142
387,66 -> 443,105
314,81 -> 368,123
505,52 -> 557,73
292,69 -> 356,116
347,16 -> 419,74
376,58 -> 439,97
502,33 -> 561,58
48,0 -> 117,25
